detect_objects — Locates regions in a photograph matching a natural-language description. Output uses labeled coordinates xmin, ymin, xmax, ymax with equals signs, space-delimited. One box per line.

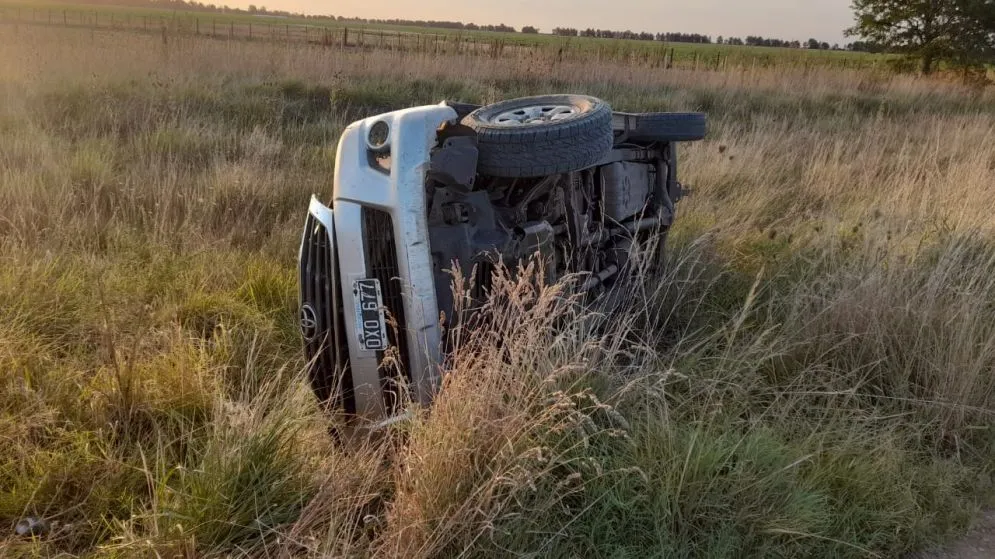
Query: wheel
xmin=461 ymin=94 xmax=614 ymax=178
xmin=627 ymin=112 xmax=707 ymax=143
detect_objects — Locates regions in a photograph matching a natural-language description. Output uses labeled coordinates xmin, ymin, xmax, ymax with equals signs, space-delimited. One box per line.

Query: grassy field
xmin=2 ymin=23 xmax=995 ymax=558
xmin=0 ymin=0 xmax=889 ymax=71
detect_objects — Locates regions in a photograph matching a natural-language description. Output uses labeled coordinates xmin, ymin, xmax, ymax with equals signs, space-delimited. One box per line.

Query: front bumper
xmin=300 ymin=103 xmax=458 ymax=421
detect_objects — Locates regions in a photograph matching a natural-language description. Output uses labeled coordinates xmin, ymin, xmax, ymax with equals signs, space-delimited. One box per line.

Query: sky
xmin=227 ymin=0 xmax=856 ymax=44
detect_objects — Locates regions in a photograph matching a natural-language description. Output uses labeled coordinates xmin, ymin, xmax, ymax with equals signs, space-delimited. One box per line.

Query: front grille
xmin=362 ymin=208 xmax=411 ymax=410
xmin=300 ymin=212 xmax=354 ymax=414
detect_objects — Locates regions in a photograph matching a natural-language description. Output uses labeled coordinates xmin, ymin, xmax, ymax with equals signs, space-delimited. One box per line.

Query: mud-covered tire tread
xmin=629 ymin=112 xmax=707 ymax=142
xmin=462 ymin=95 xmax=614 ymax=178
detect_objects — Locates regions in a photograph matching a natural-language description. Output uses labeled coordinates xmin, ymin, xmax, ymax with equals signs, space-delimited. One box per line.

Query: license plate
xmin=353 ymin=279 xmax=388 ymax=352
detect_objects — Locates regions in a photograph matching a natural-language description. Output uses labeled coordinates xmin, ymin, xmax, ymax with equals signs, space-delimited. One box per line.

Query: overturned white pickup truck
xmin=298 ymin=94 xmax=706 ymax=425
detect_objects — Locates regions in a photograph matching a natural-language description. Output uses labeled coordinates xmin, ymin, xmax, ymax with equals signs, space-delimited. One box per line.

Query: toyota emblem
xmin=300 ymin=304 xmax=319 ymax=342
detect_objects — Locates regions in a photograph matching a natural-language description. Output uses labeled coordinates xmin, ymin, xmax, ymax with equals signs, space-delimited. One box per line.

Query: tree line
xmin=551 ymin=29 xmax=714 ymax=43
xmin=550 ymin=28 xmax=870 ymax=51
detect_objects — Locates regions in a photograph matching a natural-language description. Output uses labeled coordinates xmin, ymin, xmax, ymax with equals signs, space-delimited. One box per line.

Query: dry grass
xmin=2 ymin=25 xmax=995 ymax=558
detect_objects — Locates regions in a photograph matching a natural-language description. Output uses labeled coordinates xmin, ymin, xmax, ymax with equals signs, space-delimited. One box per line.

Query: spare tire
xmin=628 ymin=112 xmax=707 ymax=142
xmin=462 ymin=94 xmax=614 ymax=178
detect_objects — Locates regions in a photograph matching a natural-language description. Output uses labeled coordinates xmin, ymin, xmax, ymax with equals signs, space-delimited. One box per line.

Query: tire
xmin=462 ymin=94 xmax=614 ymax=178
xmin=628 ymin=112 xmax=707 ymax=142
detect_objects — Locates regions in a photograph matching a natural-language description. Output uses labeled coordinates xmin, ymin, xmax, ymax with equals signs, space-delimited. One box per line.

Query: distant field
xmin=0 ymin=0 xmax=888 ymax=70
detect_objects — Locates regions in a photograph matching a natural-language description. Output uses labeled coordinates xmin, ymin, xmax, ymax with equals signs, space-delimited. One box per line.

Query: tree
xmin=947 ymin=0 xmax=995 ymax=71
xmin=521 ymin=25 xmax=538 ymax=34
xmin=847 ymin=0 xmax=995 ymax=75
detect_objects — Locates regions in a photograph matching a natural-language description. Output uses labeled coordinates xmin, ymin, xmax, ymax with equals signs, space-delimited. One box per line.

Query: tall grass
xmin=1 ymin=26 xmax=994 ymax=557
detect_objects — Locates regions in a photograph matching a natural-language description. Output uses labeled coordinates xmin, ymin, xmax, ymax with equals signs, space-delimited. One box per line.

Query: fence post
xmin=248 ymin=23 xmax=252 ymax=40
